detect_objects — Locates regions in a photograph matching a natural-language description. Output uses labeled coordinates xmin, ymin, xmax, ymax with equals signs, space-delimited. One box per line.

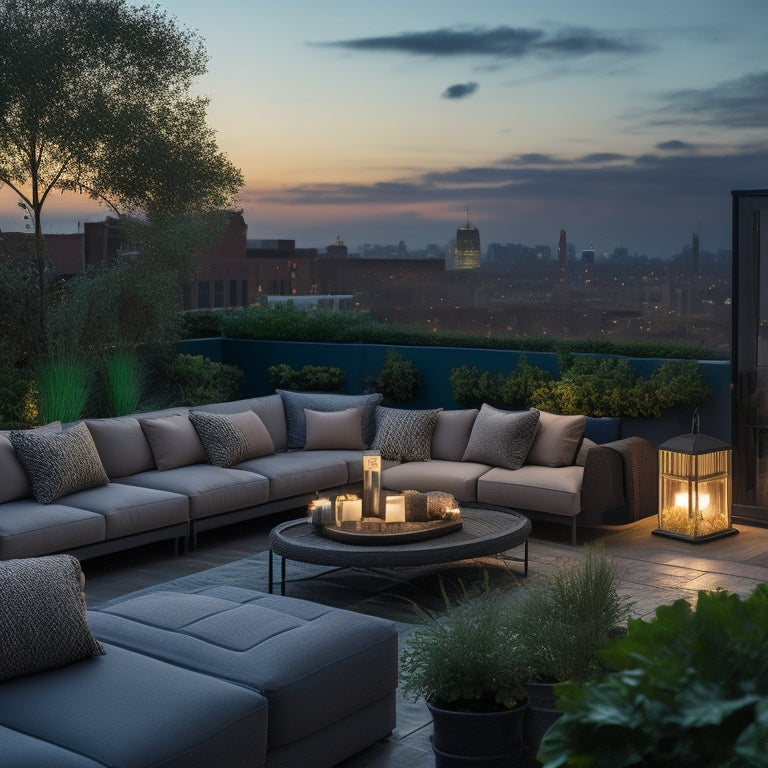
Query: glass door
xmin=732 ymin=190 xmax=768 ymax=522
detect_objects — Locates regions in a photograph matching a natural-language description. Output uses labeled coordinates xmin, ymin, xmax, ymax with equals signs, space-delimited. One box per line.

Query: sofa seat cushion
xmin=115 ymin=465 xmax=270 ymax=520
xmin=477 ymin=465 xmax=584 ymax=517
xmin=89 ymin=587 xmax=397 ymax=752
xmin=59 ymin=483 xmax=189 ymax=540
xmin=235 ymin=452 xmax=348 ymax=501
xmin=382 ymin=459 xmax=491 ymax=502
xmin=0 ymin=500 xmax=105 ymax=560
xmin=0 ymin=642 xmax=268 ymax=768
xmin=0 ymin=725 xmax=106 ymax=767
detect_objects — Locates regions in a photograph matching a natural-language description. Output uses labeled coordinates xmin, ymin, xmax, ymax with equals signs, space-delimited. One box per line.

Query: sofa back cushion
xmin=461 ymin=405 xmax=540 ymax=470
xmin=277 ymin=390 xmax=383 ymax=449
xmin=9 ymin=422 xmax=110 ymax=504
xmin=431 ymin=409 xmax=478 ymax=461
xmin=189 ymin=410 xmax=275 ymax=467
xmin=0 ymin=423 xmax=62 ymax=503
xmin=139 ymin=413 xmax=208 ymax=470
xmin=0 ymin=555 xmax=104 ymax=682
xmin=526 ymin=411 xmax=586 ymax=467
xmin=85 ymin=416 xmax=156 ymax=479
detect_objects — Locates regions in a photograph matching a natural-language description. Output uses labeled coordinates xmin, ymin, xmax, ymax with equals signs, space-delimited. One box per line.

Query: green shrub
xmin=539 ymin=585 xmax=768 ymax=768
xmin=35 ymin=359 xmax=91 ymax=423
xmin=168 ymin=354 xmax=244 ymax=405
xmin=375 ymin=349 xmax=421 ymax=402
xmin=267 ymin=363 xmax=345 ymax=392
xmin=450 ymin=357 xmax=552 ymax=410
xmin=0 ymin=367 xmax=36 ymax=428
xmin=102 ymin=353 xmax=144 ymax=416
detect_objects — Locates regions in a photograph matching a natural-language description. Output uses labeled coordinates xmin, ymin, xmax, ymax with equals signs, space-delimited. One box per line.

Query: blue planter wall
xmin=175 ymin=338 xmax=731 ymax=444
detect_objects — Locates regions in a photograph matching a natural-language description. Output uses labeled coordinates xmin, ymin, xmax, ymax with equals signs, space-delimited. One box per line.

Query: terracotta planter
xmin=428 ymin=699 xmax=529 ymax=767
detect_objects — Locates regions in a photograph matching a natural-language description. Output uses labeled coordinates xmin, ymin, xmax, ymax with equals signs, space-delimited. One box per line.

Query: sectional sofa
xmin=0 ymin=554 xmax=398 ymax=767
xmin=0 ymin=390 xmax=657 ymax=560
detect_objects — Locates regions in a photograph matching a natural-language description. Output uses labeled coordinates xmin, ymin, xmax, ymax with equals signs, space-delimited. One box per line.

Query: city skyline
xmin=2 ymin=0 xmax=768 ymax=258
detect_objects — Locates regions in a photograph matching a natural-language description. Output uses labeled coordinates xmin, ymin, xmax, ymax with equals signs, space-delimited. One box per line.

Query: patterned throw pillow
xmin=0 ymin=555 xmax=105 ymax=682
xmin=189 ymin=410 xmax=275 ymax=467
xmin=372 ymin=407 xmax=441 ymax=462
xmin=462 ymin=405 xmax=540 ymax=470
xmin=10 ymin=421 xmax=110 ymax=504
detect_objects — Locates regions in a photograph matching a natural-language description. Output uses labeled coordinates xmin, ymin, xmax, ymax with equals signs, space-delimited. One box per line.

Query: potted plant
xmin=538 ymin=585 xmax=768 ymax=768
xmin=511 ymin=545 xmax=633 ymax=760
xmin=400 ymin=583 xmax=530 ymax=766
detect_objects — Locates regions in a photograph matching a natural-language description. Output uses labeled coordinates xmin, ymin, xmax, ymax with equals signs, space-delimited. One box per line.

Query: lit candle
xmin=338 ymin=498 xmax=362 ymax=522
xmin=385 ymin=495 xmax=406 ymax=522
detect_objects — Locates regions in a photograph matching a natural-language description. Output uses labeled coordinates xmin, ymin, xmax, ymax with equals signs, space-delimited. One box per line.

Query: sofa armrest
xmin=606 ymin=435 xmax=658 ymax=522
xmin=580 ymin=443 xmax=626 ymax=523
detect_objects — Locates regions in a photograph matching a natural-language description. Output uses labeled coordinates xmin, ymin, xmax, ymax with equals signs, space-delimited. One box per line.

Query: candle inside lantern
xmin=674 ymin=491 xmax=711 ymax=512
xmin=384 ymin=495 xmax=405 ymax=523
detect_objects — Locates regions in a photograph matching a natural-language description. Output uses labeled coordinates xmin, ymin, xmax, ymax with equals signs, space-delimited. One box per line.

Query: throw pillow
xmin=277 ymin=390 xmax=383 ymax=449
xmin=371 ymin=407 xmax=441 ymax=462
xmin=461 ymin=405 xmax=540 ymax=470
xmin=0 ymin=555 xmax=105 ymax=682
xmin=526 ymin=411 xmax=586 ymax=467
xmin=10 ymin=421 xmax=110 ymax=504
xmin=0 ymin=422 xmax=62 ymax=503
xmin=139 ymin=413 xmax=208 ymax=470
xmin=189 ymin=410 xmax=275 ymax=467
xmin=303 ymin=407 xmax=367 ymax=450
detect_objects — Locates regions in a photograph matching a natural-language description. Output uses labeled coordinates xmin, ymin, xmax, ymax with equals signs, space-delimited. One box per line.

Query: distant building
xmin=558 ymin=229 xmax=567 ymax=277
xmin=581 ymin=247 xmax=596 ymax=265
xmin=450 ymin=215 xmax=480 ymax=270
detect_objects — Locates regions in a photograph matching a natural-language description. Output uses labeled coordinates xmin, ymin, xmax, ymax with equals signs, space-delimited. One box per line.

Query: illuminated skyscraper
xmin=451 ymin=212 xmax=480 ymax=270
xmin=558 ymin=229 xmax=567 ymax=278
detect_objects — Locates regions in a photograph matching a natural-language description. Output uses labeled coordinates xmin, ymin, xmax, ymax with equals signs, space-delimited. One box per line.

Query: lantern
xmin=655 ymin=416 xmax=736 ymax=542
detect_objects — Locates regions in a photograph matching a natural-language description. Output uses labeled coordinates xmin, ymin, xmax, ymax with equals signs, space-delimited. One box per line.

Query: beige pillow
xmin=526 ymin=411 xmax=586 ymax=467
xmin=139 ymin=413 xmax=207 ymax=470
xmin=303 ymin=407 xmax=367 ymax=450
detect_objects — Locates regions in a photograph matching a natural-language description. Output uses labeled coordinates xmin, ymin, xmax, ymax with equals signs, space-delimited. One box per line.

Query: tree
xmin=0 ymin=0 xmax=243 ymax=315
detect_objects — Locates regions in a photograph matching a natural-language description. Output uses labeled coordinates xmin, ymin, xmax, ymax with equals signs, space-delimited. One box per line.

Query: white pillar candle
xmin=339 ymin=498 xmax=362 ymax=522
xmin=385 ymin=495 xmax=406 ymax=523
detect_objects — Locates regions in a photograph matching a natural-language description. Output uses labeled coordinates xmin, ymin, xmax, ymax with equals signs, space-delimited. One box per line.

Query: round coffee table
xmin=268 ymin=507 xmax=531 ymax=595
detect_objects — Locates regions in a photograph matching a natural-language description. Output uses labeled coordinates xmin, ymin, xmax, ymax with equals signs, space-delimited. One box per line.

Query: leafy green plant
xmin=400 ymin=584 xmax=528 ymax=712
xmin=35 ymin=359 xmax=91 ymax=423
xmin=512 ymin=545 xmax=633 ymax=684
xmin=375 ymin=349 xmax=421 ymax=402
xmin=267 ymin=363 xmax=345 ymax=392
xmin=539 ymin=585 xmax=768 ymax=768
xmin=102 ymin=353 xmax=144 ymax=416
xmin=168 ymin=354 xmax=244 ymax=405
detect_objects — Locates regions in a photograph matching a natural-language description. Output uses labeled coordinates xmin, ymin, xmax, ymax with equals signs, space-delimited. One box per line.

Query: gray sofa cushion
xmin=526 ymin=411 xmax=586 ymax=467
xmin=0 ymin=500 xmax=106 ymax=560
xmin=477 ymin=465 xmax=584 ymax=517
xmin=10 ymin=422 xmax=109 ymax=504
xmin=89 ymin=587 xmax=397 ymax=752
xmin=0 ymin=642 xmax=268 ymax=768
xmin=139 ymin=413 xmax=208 ymax=470
xmin=85 ymin=416 xmax=156 ymax=478
xmin=115 ymin=465 xmax=270 ymax=520
xmin=303 ymin=407 xmax=367 ymax=450
xmin=59 ymin=483 xmax=189 ymax=540
xmin=278 ymin=390 xmax=383 ymax=449
xmin=0 ymin=555 xmax=104 ymax=682
xmin=382 ymin=459 xmax=490 ymax=502
xmin=431 ymin=409 xmax=478 ymax=461
xmin=0 ymin=725 xmax=106 ymax=767
xmin=189 ymin=410 xmax=275 ymax=467
xmin=462 ymin=405 xmax=540 ymax=470
xmin=0 ymin=434 xmax=33 ymax=503
xmin=372 ymin=407 xmax=441 ymax=462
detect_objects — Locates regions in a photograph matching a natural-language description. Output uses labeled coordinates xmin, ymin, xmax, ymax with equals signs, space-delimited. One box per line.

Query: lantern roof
xmin=658 ymin=432 xmax=731 ymax=455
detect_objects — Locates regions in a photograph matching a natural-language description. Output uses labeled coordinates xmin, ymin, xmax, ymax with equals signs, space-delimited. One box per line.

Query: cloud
xmin=442 ymin=82 xmax=478 ymax=99
xmin=312 ymin=24 xmax=649 ymax=61
xmin=656 ymin=140 xmax=695 ymax=151
xmin=656 ymin=71 xmax=768 ymax=129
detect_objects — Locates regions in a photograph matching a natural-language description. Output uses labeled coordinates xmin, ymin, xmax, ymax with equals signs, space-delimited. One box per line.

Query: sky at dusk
xmin=2 ymin=0 xmax=768 ymax=258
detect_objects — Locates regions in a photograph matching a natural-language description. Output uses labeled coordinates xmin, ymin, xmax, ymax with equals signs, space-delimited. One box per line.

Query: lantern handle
xmin=690 ymin=407 xmax=700 ymax=435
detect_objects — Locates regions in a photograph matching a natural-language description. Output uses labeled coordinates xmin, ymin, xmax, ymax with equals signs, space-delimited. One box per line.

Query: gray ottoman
xmin=89 ymin=586 xmax=399 ymax=768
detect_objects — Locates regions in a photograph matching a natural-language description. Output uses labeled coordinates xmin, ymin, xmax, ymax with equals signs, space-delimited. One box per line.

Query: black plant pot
xmin=522 ymin=682 xmax=562 ymax=767
xmin=427 ymin=699 xmax=529 ymax=767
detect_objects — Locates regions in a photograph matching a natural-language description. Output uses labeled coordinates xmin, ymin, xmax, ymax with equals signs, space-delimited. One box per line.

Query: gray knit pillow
xmin=462 ymin=405 xmax=540 ymax=470
xmin=372 ymin=407 xmax=441 ymax=462
xmin=189 ymin=410 xmax=275 ymax=467
xmin=0 ymin=555 xmax=105 ymax=682
xmin=10 ymin=421 xmax=109 ymax=504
